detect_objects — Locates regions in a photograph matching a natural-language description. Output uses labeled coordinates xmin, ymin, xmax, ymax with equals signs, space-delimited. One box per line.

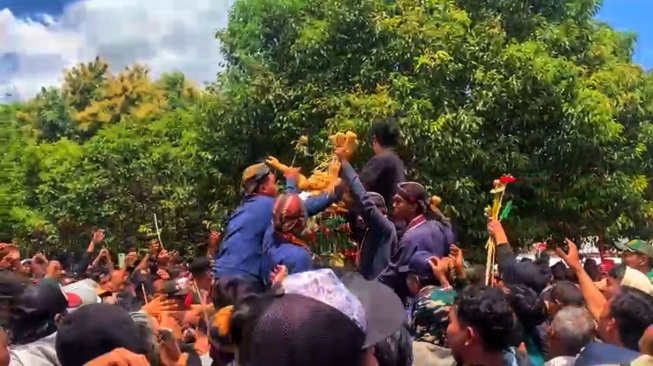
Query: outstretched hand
xmin=270 ymin=265 xmax=289 ymax=285
xmin=334 ymin=147 xmax=348 ymax=161
xmin=449 ymin=244 xmax=464 ymax=269
xmin=555 ymin=238 xmax=581 ymax=270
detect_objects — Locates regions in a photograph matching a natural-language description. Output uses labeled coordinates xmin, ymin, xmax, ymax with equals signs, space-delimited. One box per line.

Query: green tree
xmin=3 ymin=62 xmax=216 ymax=256
xmin=212 ymin=0 xmax=653 ymax=250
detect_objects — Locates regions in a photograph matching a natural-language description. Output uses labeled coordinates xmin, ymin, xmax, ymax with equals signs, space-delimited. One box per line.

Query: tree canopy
xmin=2 ymin=0 xmax=653 ymax=257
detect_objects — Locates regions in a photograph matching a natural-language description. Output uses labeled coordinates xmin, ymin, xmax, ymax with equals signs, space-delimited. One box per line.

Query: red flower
xmin=499 ymin=175 xmax=516 ymax=184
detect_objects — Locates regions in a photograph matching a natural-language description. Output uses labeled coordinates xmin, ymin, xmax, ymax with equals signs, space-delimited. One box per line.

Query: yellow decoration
xmin=329 ymin=252 xmax=345 ymax=267
xmin=213 ymin=305 xmax=235 ymax=337
xmin=266 ymin=131 xmax=359 ymax=214
xmin=485 ymin=179 xmax=508 ymax=286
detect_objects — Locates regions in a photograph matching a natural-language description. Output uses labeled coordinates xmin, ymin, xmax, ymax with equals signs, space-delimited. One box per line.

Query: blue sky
xmin=596 ymin=0 xmax=653 ymax=68
xmin=0 ymin=0 xmax=651 ymax=99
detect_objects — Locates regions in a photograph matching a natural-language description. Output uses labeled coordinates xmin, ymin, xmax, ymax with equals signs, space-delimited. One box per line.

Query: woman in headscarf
xmin=262 ymin=193 xmax=312 ymax=282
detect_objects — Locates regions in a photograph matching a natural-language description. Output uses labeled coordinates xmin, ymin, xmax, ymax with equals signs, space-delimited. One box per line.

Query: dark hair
xmin=371 ymin=118 xmax=400 ymax=148
xmin=548 ymin=281 xmax=584 ymax=307
xmin=231 ymin=292 xmax=364 ymax=366
xmin=188 ymin=257 xmax=211 ymax=276
xmin=0 ymin=271 xmax=29 ymax=333
xmin=608 ymin=264 xmax=627 ymax=281
xmin=549 ymin=262 xmax=577 ymax=284
xmin=609 ymin=286 xmax=653 ymax=351
xmin=374 ymin=324 xmax=413 ymax=366
xmin=454 ymin=286 xmax=515 ymax=352
xmin=550 ymin=262 xmax=568 ymax=282
xmin=506 ymin=284 xmax=548 ymax=330
xmin=505 ymin=284 xmax=549 ymax=356
xmin=0 ymin=270 xmax=28 ymax=300
xmin=211 ymin=276 xmax=264 ymax=310
xmin=88 ymin=266 xmax=110 ymax=282
xmin=583 ymin=259 xmax=601 ymax=282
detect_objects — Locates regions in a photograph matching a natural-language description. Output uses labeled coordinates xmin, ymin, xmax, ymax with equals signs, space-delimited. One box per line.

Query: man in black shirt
xmin=345 ymin=118 xmax=406 ymax=242
xmin=360 ymin=117 xmax=406 ymax=215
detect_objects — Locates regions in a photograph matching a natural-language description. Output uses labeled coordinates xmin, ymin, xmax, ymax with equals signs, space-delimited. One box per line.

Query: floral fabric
xmin=281 ymin=269 xmax=366 ymax=333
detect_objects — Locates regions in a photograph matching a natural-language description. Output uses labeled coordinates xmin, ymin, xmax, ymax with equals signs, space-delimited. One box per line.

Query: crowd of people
xmin=1 ymin=119 xmax=653 ymax=366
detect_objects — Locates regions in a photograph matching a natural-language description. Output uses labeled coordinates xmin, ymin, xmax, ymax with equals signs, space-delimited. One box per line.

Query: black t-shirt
xmin=360 ymin=151 xmax=405 ymax=213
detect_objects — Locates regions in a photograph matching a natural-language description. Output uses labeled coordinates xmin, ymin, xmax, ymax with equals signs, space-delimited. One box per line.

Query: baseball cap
xmin=399 ymin=251 xmax=435 ymax=278
xmin=162 ymin=277 xmax=192 ymax=297
xmin=55 ymin=303 xmax=148 ymax=366
xmin=616 ymin=239 xmax=653 ymax=258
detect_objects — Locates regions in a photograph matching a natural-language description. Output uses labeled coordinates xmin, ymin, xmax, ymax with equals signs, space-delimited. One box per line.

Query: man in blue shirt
xmin=212 ymin=163 xmax=339 ymax=290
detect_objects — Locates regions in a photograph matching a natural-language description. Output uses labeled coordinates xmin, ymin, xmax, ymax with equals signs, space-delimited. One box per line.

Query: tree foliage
xmin=2 ymin=0 xmax=653 ymax=257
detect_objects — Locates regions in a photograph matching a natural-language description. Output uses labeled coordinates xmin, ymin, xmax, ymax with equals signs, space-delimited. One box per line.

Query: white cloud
xmin=0 ymin=0 xmax=232 ymax=99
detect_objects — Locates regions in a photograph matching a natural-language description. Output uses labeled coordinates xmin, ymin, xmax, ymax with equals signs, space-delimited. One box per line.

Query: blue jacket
xmin=340 ymin=161 xmax=396 ymax=280
xmin=574 ymin=342 xmax=643 ymax=366
xmin=260 ymin=178 xmax=343 ymax=282
xmin=377 ymin=219 xmax=453 ymax=301
xmin=213 ymin=177 xmax=336 ymax=281
xmin=262 ymin=228 xmax=312 ymax=280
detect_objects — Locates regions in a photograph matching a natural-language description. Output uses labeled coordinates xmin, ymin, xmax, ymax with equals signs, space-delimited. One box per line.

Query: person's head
xmin=596 ymin=285 xmax=653 ymax=351
xmin=211 ymin=276 xmax=263 ymax=310
xmin=606 ymin=263 xmax=627 ymax=298
xmin=584 ymin=259 xmax=602 ymax=282
xmin=162 ymin=278 xmax=193 ymax=310
xmin=503 ymin=260 xmax=552 ymax=294
xmin=370 ymin=117 xmax=400 ymax=155
xmin=404 ymin=252 xmax=441 ymax=296
xmin=550 ymin=262 xmax=570 ymax=283
xmin=46 ymin=260 xmax=63 ymax=279
xmin=447 ymin=286 xmax=515 ymax=365
xmin=19 ymin=259 xmax=33 ymax=276
xmin=504 ymin=284 xmax=548 ymax=350
xmin=230 ymin=269 xmax=405 ymax=366
xmin=10 ymin=282 xmax=71 ymax=344
xmin=547 ymin=306 xmax=595 ymax=358
xmin=108 ymin=269 xmax=127 ymax=293
xmin=392 ymin=182 xmax=430 ymax=223
xmin=366 ymin=192 xmax=387 ymax=216
xmin=411 ymin=286 xmax=455 ymax=347
xmin=617 ymin=239 xmax=653 ymax=272
xmin=464 ymin=265 xmax=486 ymax=287
xmin=31 ymin=256 xmax=47 ymax=277
xmin=189 ymin=257 xmax=212 ymax=290
xmin=242 ymin=163 xmax=277 ymax=197
xmin=88 ymin=267 xmax=111 ymax=288
xmin=272 ymin=194 xmax=308 ymax=237
xmin=55 ymin=303 xmax=149 ymax=366
xmin=545 ymin=281 xmax=584 ymax=318
xmin=156 ymin=249 xmax=170 ymax=266
xmin=0 ymin=271 xmax=29 ymax=327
